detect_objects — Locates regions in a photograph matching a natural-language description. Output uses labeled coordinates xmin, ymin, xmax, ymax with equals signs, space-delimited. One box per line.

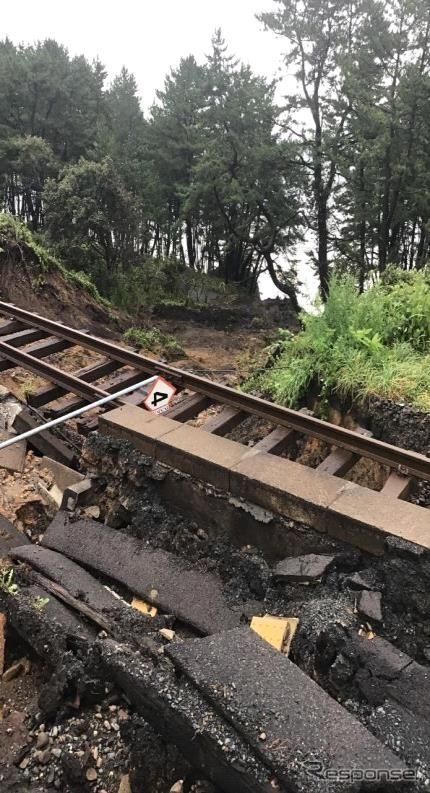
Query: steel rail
xmin=1 ymin=301 xmax=430 ymax=481
xmin=0 ymin=377 xmax=157 ymax=452
xmin=0 ymin=339 xmax=112 ymax=404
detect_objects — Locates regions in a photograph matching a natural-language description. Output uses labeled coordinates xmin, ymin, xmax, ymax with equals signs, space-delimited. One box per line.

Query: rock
xmin=119 ymin=774 xmax=132 ymax=793
xmin=0 ymin=710 xmax=29 ymax=766
xmin=36 ymin=731 xmax=49 ymax=749
xmin=35 ymin=748 xmax=51 ymax=765
xmin=86 ymin=767 xmax=98 ymax=782
xmin=423 ymin=647 xmax=430 ymax=663
xmin=2 ymin=658 xmax=28 ymax=682
xmin=159 ymin=628 xmax=176 ymax=642
xmin=273 ymin=554 xmax=336 ymax=583
xmin=169 ymin=783 xmax=183 ymax=793
xmin=357 ymin=590 xmax=383 ymax=623
xmin=345 ymin=572 xmax=374 ymax=590
xmin=62 ymin=753 xmax=84 ymax=785
xmin=84 ymin=505 xmax=101 ymax=519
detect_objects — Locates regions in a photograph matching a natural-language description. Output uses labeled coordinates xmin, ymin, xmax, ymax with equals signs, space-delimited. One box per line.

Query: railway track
xmin=0 ymin=305 xmax=429 ymax=793
xmin=0 ymin=300 xmax=429 ymax=497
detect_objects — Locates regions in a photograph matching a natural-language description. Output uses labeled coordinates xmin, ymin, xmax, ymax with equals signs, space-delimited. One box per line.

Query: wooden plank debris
xmin=0 ymin=428 xmax=27 ymax=473
xmin=13 ymin=409 xmax=76 ymax=468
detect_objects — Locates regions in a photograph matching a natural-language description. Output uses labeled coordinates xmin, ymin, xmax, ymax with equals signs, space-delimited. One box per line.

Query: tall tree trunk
xmin=264 ymin=253 xmax=301 ymax=314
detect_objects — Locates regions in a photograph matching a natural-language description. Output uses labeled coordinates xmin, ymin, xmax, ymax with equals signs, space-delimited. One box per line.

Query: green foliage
xmin=0 ymin=215 xmax=109 ymax=306
xmin=33 ymin=596 xmax=50 ymax=611
xmin=64 ymin=270 xmax=109 ymax=306
xmin=0 ymin=567 xmax=19 ymax=596
xmin=249 ymin=272 xmax=430 ymax=411
xmin=124 ymin=327 xmax=184 ymax=359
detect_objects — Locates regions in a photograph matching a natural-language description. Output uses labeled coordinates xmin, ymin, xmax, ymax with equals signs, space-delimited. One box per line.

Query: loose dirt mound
xmin=0 ymin=220 xmax=122 ymax=335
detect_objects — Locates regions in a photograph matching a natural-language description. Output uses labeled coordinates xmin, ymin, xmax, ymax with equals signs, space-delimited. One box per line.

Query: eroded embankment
xmin=78 ymin=432 xmax=430 ymax=790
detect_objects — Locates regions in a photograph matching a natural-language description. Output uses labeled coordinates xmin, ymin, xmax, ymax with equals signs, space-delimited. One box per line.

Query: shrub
xmin=247 ymin=271 xmax=430 ymax=411
xmin=124 ymin=327 xmax=185 ymax=360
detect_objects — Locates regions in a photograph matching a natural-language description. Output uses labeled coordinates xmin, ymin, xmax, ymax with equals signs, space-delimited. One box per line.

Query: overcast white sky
xmin=1 ymin=0 xmax=287 ymax=109
xmin=1 ymin=0 xmax=317 ymax=304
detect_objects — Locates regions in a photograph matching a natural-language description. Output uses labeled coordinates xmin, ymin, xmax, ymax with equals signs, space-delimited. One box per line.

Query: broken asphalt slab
xmin=99 ymin=640 xmax=280 ymax=793
xmin=167 ymin=626 xmax=412 ymax=793
xmin=273 ymin=553 xmax=336 ymax=583
xmin=42 ymin=512 xmax=240 ymax=635
xmin=11 ymin=544 xmax=173 ymax=647
xmin=0 ymin=578 xmax=281 ymax=793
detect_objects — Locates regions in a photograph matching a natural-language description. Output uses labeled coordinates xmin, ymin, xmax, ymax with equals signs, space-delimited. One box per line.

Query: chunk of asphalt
xmin=0 ymin=582 xmax=95 ymax=664
xmin=0 ymin=515 xmax=30 ymax=557
xmin=357 ymin=590 xmax=383 ymax=623
xmin=345 ymin=571 xmax=375 ymax=590
xmin=11 ymin=545 xmax=124 ymax=614
xmin=43 ymin=512 xmax=240 ymax=635
xmin=273 ymin=553 xmax=336 ymax=583
xmin=167 ymin=627 xmax=410 ymax=793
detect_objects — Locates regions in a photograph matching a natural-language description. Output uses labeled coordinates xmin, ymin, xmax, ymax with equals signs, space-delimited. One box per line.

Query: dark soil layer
xmin=354 ymin=396 xmax=430 ymax=455
xmin=151 ymin=297 xmax=299 ymax=332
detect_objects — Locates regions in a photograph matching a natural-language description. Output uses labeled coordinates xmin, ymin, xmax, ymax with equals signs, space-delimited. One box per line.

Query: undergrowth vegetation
xmin=0 ymin=215 xmax=108 ymax=305
xmin=248 ymin=271 xmax=430 ymax=411
xmin=124 ymin=327 xmax=185 ymax=360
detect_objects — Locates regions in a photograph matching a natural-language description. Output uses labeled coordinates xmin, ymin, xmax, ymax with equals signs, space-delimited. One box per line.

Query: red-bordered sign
xmin=143 ymin=376 xmax=177 ymax=414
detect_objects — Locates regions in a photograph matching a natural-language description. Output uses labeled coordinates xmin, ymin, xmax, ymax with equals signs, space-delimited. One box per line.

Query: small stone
xmin=273 ymin=554 xmax=336 ymax=583
xmin=35 ymin=748 xmax=51 ymax=765
xmin=103 ymin=720 xmax=111 ymax=730
xmin=357 ymin=590 xmax=383 ymax=623
xmin=159 ymin=628 xmax=176 ymax=642
xmin=36 ymin=731 xmax=49 ymax=749
xmin=19 ymin=756 xmax=31 ymax=770
xmin=169 ymin=782 xmax=183 ymax=793
xmin=423 ymin=647 xmax=430 ymax=662
xmin=84 ymin=505 xmax=101 ymax=519
xmin=118 ymin=775 xmax=131 ymax=793
xmin=2 ymin=659 xmax=26 ymax=682
xmin=86 ymin=767 xmax=98 ymax=782
xmin=51 ymin=726 xmax=59 ymax=737
xmin=259 ymin=732 xmax=267 ymax=741
xmin=52 ymin=747 xmax=62 ymax=759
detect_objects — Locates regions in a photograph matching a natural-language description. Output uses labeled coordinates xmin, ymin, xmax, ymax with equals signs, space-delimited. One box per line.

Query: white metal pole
xmin=0 ymin=376 xmax=158 ymax=452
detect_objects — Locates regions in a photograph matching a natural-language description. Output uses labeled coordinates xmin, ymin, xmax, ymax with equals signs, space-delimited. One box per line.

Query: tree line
xmin=0 ymin=0 xmax=429 ymax=309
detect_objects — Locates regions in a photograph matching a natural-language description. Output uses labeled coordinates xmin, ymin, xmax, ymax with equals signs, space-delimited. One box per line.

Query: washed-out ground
xmin=0 ymin=302 xmax=429 ymax=791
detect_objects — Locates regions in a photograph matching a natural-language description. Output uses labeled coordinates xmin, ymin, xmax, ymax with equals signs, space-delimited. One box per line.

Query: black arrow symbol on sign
xmin=151 ymin=391 xmax=168 ymax=407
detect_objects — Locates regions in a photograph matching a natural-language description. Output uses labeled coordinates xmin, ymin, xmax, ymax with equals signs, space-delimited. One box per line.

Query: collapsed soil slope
xmin=0 ymin=221 xmax=121 ymax=334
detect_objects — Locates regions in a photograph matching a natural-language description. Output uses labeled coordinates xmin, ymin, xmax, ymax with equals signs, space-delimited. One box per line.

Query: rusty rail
xmin=0 ymin=301 xmax=430 ymax=481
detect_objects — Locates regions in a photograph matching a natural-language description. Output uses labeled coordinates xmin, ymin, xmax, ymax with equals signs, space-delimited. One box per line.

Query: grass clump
xmin=124 ymin=327 xmax=185 ymax=360
xmin=247 ymin=270 xmax=430 ymax=411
